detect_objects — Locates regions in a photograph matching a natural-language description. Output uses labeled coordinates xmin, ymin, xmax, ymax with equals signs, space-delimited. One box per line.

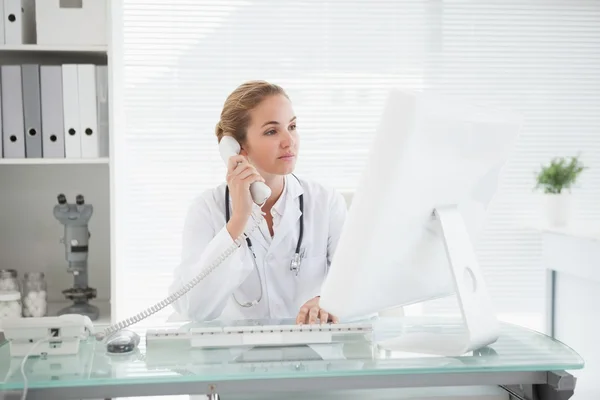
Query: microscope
xmin=53 ymin=194 xmax=99 ymax=321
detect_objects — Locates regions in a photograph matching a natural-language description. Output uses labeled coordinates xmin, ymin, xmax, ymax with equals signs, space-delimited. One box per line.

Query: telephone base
xmin=2 ymin=314 xmax=94 ymax=357
xmin=8 ymin=339 xmax=83 ymax=357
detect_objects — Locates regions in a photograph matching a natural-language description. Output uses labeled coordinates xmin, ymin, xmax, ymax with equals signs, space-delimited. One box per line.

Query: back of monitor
xmin=319 ymin=89 xmax=521 ymax=355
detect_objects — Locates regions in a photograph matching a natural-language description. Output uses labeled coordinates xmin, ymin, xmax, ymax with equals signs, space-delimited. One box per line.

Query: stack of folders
xmin=0 ymin=64 xmax=109 ymax=159
xmin=0 ymin=0 xmax=36 ymax=46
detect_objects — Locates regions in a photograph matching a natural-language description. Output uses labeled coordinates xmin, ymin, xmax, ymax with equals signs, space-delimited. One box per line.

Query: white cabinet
xmin=540 ymin=226 xmax=600 ymax=399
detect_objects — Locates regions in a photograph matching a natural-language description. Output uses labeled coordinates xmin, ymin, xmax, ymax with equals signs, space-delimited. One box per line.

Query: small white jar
xmin=0 ymin=290 xmax=23 ymax=319
xmin=0 ymin=269 xmax=20 ymax=292
xmin=22 ymin=272 xmax=47 ymax=318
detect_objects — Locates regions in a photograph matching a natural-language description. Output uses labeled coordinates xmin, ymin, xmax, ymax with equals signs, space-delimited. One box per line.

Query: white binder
xmin=0 ymin=69 xmax=3 ymax=157
xmin=3 ymin=0 xmax=21 ymax=45
xmin=0 ymin=0 xmax=5 ymax=45
xmin=62 ymin=64 xmax=81 ymax=158
xmin=95 ymin=65 xmax=109 ymax=157
xmin=4 ymin=0 xmax=35 ymax=45
xmin=1 ymin=65 xmax=25 ymax=158
xmin=22 ymin=64 xmax=43 ymax=158
xmin=41 ymin=65 xmax=66 ymax=158
xmin=78 ymin=64 xmax=99 ymax=158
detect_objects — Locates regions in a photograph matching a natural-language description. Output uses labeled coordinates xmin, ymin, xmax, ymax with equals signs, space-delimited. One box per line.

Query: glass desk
xmin=0 ymin=317 xmax=584 ymax=400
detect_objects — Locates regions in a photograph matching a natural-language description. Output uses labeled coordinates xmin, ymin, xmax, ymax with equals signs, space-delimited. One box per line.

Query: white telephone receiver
xmin=219 ymin=136 xmax=271 ymax=204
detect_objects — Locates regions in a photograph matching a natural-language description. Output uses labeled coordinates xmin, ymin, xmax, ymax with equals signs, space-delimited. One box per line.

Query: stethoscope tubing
xmin=224 ymin=175 xmax=304 ymax=307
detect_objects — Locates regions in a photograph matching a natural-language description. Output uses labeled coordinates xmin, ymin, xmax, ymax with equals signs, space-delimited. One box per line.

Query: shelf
xmin=0 ymin=44 xmax=108 ymax=54
xmin=0 ymin=158 xmax=109 ymax=165
xmin=0 ymin=301 xmax=111 ymax=332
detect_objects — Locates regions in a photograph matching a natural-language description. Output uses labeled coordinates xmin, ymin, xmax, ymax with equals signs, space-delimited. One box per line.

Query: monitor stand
xmin=378 ymin=204 xmax=500 ymax=356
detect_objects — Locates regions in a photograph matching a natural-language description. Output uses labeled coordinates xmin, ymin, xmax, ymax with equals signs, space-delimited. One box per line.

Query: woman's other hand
xmin=296 ymin=296 xmax=339 ymax=324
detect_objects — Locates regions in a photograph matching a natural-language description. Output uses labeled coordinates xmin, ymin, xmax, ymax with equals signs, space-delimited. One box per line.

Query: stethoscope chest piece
xmin=290 ymin=252 xmax=302 ymax=276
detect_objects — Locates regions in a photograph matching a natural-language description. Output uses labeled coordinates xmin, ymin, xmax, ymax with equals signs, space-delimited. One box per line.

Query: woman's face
xmin=241 ymin=94 xmax=299 ymax=177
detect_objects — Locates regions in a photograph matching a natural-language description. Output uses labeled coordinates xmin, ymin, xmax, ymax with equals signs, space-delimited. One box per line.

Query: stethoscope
xmin=225 ymin=175 xmax=304 ymax=307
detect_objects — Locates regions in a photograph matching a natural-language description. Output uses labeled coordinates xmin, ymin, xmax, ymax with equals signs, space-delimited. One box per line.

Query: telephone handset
xmin=218 ymin=136 xmax=271 ymax=205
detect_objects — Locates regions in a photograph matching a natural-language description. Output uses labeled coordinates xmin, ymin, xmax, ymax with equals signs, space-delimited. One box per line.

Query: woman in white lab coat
xmin=169 ymin=81 xmax=347 ymax=324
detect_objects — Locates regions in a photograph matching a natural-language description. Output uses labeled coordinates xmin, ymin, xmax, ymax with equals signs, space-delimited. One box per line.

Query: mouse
xmin=105 ymin=329 xmax=140 ymax=354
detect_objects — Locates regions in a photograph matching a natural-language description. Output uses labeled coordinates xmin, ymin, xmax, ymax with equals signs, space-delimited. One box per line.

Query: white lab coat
xmin=169 ymin=175 xmax=347 ymax=322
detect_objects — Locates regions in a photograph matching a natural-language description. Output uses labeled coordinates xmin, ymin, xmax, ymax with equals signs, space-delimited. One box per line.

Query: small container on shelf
xmin=0 ymin=290 xmax=22 ymax=319
xmin=0 ymin=270 xmax=23 ymax=320
xmin=0 ymin=269 xmax=21 ymax=292
xmin=35 ymin=0 xmax=107 ymax=46
xmin=22 ymin=272 xmax=47 ymax=317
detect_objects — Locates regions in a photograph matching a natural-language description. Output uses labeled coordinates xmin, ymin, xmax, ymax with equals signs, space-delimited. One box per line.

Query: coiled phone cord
xmin=95 ymin=208 xmax=265 ymax=341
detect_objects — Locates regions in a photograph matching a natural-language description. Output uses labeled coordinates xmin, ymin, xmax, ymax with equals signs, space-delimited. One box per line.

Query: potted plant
xmin=534 ymin=155 xmax=586 ymax=226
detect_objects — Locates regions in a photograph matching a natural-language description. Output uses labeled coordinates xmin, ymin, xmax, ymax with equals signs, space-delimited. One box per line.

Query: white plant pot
xmin=544 ymin=193 xmax=571 ymax=227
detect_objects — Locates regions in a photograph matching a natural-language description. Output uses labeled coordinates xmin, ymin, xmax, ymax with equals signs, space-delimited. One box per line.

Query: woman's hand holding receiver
xmin=225 ymin=154 xmax=265 ymax=240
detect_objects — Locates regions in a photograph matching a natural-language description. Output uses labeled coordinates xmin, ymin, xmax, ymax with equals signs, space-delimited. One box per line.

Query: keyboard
xmin=146 ymin=322 xmax=373 ymax=348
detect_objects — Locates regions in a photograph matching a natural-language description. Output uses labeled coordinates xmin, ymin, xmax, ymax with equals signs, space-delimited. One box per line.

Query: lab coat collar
xmin=285 ymin=173 xmax=304 ymax=200
xmin=248 ymin=174 xmax=304 ymax=252
xmin=268 ymin=174 xmax=304 ymax=252
xmin=270 ymin=176 xmax=288 ymax=219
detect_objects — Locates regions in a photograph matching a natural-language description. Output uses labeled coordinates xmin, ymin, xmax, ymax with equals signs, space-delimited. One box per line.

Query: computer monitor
xmin=319 ymin=89 xmax=522 ymax=355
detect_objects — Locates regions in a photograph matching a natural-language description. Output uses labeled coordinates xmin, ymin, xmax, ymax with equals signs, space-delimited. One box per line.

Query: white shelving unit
xmin=0 ymin=12 xmax=113 ymax=329
xmin=0 ymin=158 xmax=109 ymax=165
xmin=0 ymin=44 xmax=108 ymax=53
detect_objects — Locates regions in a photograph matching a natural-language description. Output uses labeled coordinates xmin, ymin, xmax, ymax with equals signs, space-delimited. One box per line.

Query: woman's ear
xmin=240 ymin=148 xmax=248 ymax=157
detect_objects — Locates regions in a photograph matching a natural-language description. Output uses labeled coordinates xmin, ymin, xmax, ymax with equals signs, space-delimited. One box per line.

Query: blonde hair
xmin=215 ymin=80 xmax=289 ymax=144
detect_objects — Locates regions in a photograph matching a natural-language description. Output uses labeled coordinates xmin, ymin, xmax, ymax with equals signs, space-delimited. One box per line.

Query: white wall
xmin=114 ymin=0 xmax=600 ymax=328
xmin=0 ymin=165 xmax=110 ymax=302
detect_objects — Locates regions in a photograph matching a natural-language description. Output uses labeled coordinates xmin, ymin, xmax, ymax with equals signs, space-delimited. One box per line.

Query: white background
xmin=113 ymin=0 xmax=600 ymax=332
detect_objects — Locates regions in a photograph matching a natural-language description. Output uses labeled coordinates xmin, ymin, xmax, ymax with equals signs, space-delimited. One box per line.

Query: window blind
xmin=113 ymin=0 xmax=600 ymax=330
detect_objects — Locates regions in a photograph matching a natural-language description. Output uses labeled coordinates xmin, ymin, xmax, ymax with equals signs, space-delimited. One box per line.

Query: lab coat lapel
xmin=270 ymin=175 xmax=304 ymax=251
xmin=247 ymin=204 xmax=270 ymax=251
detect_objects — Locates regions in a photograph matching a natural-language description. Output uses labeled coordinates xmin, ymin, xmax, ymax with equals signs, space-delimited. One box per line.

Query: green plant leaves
xmin=535 ymin=156 xmax=586 ymax=194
